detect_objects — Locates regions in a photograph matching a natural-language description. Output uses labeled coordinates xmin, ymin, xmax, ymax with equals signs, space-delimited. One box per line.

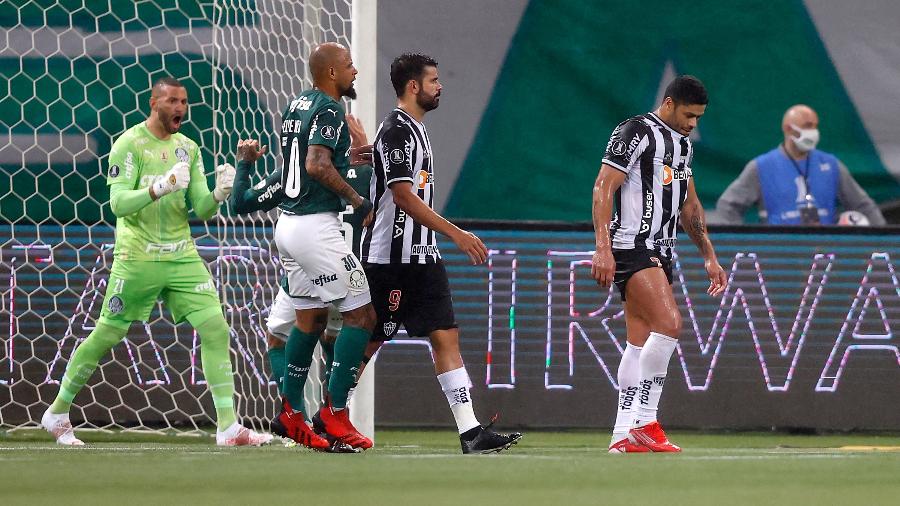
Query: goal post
xmin=0 ymin=0 xmax=376 ymax=437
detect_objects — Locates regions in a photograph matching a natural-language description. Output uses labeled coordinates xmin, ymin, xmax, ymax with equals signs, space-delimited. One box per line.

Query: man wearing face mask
xmin=713 ymin=104 xmax=885 ymax=225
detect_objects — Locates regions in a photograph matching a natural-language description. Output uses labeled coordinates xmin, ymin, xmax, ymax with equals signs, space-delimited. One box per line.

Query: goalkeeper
xmin=41 ymin=77 xmax=272 ymax=447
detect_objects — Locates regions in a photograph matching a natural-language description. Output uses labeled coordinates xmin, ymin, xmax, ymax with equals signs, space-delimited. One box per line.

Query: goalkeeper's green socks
xmin=196 ymin=315 xmax=237 ymax=430
xmin=327 ymin=326 xmax=370 ymax=409
xmin=49 ymin=322 xmax=126 ymax=414
xmin=267 ymin=345 xmax=286 ymax=392
xmin=283 ymin=326 xmax=319 ymax=416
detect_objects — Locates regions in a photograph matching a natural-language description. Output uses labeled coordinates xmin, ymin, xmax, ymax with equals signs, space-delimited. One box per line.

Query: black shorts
xmin=364 ymin=261 xmax=458 ymax=340
xmin=613 ymin=248 xmax=673 ymax=301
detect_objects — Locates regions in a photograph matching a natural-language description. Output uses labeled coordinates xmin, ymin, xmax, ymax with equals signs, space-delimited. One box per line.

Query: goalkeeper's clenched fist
xmin=150 ymin=161 xmax=190 ymax=199
xmin=214 ymin=163 xmax=236 ymax=202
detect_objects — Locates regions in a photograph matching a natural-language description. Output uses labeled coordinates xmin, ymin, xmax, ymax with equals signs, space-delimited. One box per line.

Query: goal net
xmin=0 ymin=0 xmax=365 ymax=435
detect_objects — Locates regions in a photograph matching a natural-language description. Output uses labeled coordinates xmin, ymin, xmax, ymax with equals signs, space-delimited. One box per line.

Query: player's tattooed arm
xmin=306 ymin=144 xmax=366 ymax=208
xmin=681 ymin=181 xmax=714 ymax=258
xmin=682 ymin=179 xmax=727 ymax=296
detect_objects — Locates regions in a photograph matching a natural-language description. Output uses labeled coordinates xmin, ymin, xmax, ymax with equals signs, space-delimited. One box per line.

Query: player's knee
xmin=267 ymin=334 xmax=285 ymax=349
xmin=91 ymin=322 xmax=129 ymax=350
xmin=429 ymin=328 xmax=461 ymax=356
xmin=364 ymin=340 xmax=383 ymax=361
xmin=654 ymin=311 xmax=682 ymax=339
xmin=294 ymin=310 xmax=328 ymax=335
xmin=342 ymin=304 xmax=375 ymax=331
xmin=320 ymin=332 xmax=337 ymax=345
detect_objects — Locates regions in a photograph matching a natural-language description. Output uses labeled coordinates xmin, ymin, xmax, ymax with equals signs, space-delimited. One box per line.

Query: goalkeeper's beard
xmin=158 ymin=110 xmax=184 ymax=134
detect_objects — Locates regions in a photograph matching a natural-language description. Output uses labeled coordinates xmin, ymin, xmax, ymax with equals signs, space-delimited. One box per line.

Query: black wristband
xmin=357 ymin=197 xmax=373 ymax=216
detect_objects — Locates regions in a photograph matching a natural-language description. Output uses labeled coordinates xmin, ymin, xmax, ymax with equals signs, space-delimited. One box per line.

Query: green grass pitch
xmin=2 ymin=429 xmax=899 ymax=505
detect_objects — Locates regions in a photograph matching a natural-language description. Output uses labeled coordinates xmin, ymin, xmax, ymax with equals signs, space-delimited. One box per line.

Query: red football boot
xmin=608 ymin=437 xmax=651 ymax=453
xmin=316 ymin=402 xmax=373 ymax=450
xmin=628 ymin=421 xmax=681 ymax=452
xmin=270 ymin=398 xmax=331 ymax=451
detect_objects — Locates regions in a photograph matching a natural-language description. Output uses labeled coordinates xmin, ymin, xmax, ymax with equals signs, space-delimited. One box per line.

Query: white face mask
xmin=790 ymin=125 xmax=820 ymax=152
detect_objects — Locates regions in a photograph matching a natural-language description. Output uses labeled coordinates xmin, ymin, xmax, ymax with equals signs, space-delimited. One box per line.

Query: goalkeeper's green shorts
xmin=98 ymin=259 xmax=221 ymax=329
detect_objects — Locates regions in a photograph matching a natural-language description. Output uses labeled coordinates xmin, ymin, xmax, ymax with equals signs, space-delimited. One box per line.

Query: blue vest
xmin=755 ymin=147 xmax=840 ymax=224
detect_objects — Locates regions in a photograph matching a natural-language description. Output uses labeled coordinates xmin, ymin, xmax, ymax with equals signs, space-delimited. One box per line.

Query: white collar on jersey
xmin=395 ymin=107 xmax=425 ymax=127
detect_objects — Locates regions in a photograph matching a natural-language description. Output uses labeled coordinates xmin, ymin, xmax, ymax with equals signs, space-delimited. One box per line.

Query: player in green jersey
xmin=229 ymin=113 xmax=372 ymax=450
xmin=233 ymin=42 xmax=376 ymax=450
xmin=41 ymin=77 xmax=272 ymax=447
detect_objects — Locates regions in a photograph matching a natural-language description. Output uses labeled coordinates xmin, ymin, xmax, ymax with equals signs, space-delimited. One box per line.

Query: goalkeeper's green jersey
xmin=106 ymin=122 xmax=216 ymax=262
xmin=277 ymin=89 xmax=352 ymax=216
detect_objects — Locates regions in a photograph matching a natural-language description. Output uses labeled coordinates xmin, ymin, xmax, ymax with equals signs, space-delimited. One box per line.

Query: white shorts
xmin=274 ymin=212 xmax=370 ymax=313
xmin=267 ymin=286 xmax=344 ymax=340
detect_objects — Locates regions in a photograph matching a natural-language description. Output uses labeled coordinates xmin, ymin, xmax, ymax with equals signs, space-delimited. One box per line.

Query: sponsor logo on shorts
xmin=312 ymin=273 xmax=338 ymax=286
xmin=108 ymin=295 xmax=124 ymax=314
xmin=348 ymin=269 xmax=365 ymax=289
xmin=649 ymin=256 xmax=662 ymax=268
xmin=175 ymin=147 xmax=189 ymax=163
xmin=109 ymin=164 xmax=120 ymax=177
xmin=383 ymin=321 xmax=397 ymax=336
xmin=320 ymin=125 xmax=336 ymax=139
xmin=194 ymin=279 xmax=215 ymax=292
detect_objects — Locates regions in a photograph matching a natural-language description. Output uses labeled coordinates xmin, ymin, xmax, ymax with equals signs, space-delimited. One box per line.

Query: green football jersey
xmin=278 ymin=89 xmax=351 ymax=215
xmin=106 ymin=122 xmax=209 ymax=262
xmin=338 ymin=164 xmax=373 ymax=256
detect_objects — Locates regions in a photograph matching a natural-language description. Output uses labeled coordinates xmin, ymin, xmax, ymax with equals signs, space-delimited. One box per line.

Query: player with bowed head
xmin=591 ymin=75 xmax=727 ymax=453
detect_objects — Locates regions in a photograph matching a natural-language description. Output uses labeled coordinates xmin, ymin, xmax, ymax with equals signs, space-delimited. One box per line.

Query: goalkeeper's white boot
xmin=216 ymin=422 xmax=274 ymax=447
xmin=40 ymin=409 xmax=84 ymax=446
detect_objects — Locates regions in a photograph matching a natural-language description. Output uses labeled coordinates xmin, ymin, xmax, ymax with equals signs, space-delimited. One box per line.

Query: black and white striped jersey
xmin=602 ymin=112 xmax=694 ymax=258
xmin=362 ymin=108 xmax=440 ymax=264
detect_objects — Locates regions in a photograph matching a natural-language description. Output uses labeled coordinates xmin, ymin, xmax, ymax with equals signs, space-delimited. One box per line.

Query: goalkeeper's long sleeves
xmin=187 ymin=159 xmax=220 ymax=220
xmin=229 ymin=160 xmax=284 ymax=214
xmin=109 ymin=182 xmax=155 ymax=217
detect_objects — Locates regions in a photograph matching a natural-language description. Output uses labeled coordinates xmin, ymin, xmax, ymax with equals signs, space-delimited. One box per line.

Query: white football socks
xmin=634 ymin=332 xmax=678 ymax=428
xmin=610 ymin=342 xmax=642 ymax=445
xmin=437 ymin=367 xmax=481 ymax=434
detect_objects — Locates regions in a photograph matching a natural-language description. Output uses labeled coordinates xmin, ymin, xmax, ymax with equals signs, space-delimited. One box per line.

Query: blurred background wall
xmin=376 ymin=0 xmax=900 ymax=220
